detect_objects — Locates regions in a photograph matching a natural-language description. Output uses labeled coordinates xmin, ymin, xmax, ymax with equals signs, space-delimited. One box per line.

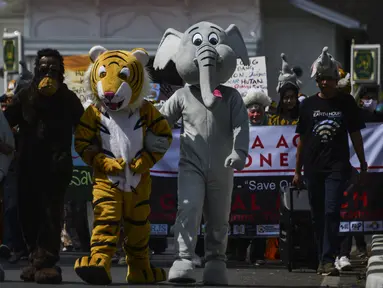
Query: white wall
xmin=23 ymin=0 xmax=261 ymax=56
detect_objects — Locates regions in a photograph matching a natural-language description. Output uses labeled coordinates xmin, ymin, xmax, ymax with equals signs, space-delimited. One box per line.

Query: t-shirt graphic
xmin=312 ymin=110 xmax=342 ymax=143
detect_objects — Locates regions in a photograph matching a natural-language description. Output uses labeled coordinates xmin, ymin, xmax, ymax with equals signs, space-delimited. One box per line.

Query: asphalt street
xmin=1 ymin=251 xmax=366 ymax=288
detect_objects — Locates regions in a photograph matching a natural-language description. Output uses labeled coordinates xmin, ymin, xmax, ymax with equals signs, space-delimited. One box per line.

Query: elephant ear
xmin=153 ymin=28 xmax=183 ymax=70
xmin=225 ymin=24 xmax=250 ymax=66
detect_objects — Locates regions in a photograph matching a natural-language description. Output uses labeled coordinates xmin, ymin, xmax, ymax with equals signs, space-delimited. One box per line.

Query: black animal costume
xmin=4 ymin=49 xmax=84 ymax=284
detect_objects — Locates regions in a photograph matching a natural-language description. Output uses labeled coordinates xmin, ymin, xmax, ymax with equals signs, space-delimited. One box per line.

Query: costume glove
xmin=224 ymin=150 xmax=247 ymax=171
xmin=93 ymin=153 xmax=126 ymax=175
xmin=130 ymin=152 xmax=152 ymax=174
xmin=145 ymin=130 xmax=170 ymax=154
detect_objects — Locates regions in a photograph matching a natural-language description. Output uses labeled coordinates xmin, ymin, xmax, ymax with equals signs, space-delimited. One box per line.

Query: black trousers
xmin=339 ymin=235 xmax=367 ymax=258
xmin=18 ymin=156 xmax=72 ymax=264
xmin=306 ymin=171 xmax=350 ymax=265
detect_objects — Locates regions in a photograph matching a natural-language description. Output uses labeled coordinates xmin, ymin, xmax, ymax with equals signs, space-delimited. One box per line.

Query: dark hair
xmin=34 ymin=48 xmax=65 ymax=83
xmin=277 ymin=83 xmax=299 ymax=119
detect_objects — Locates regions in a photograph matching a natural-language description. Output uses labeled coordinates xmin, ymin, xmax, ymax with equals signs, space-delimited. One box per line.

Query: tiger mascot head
xmin=85 ymin=45 xmax=151 ymax=112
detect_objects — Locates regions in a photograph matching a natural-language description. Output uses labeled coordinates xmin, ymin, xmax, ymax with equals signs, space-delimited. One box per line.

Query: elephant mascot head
xmin=153 ymin=21 xmax=249 ymax=109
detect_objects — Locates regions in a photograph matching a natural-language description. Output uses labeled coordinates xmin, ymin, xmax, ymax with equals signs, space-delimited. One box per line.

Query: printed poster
xmin=145 ymin=83 xmax=161 ymax=102
xmin=224 ymin=56 xmax=268 ymax=96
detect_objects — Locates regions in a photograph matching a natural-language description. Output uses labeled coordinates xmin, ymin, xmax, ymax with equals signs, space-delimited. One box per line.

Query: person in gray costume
xmin=153 ymin=21 xmax=250 ymax=285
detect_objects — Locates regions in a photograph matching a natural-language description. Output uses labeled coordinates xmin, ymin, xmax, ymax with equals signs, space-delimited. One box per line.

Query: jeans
xmin=339 ymin=235 xmax=367 ymax=258
xmin=2 ymin=160 xmax=26 ymax=252
xmin=306 ymin=170 xmax=350 ymax=265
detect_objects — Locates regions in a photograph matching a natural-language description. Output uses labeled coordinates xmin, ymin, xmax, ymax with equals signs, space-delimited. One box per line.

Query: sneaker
xmin=255 ymin=259 xmax=266 ymax=266
xmin=317 ymin=262 xmax=324 ymax=275
xmin=357 ymin=252 xmax=368 ymax=260
xmin=335 ymin=257 xmax=340 ymax=270
xmin=338 ymin=256 xmax=352 ymax=271
xmin=0 ymin=245 xmax=11 ymax=259
xmin=111 ymin=254 xmax=119 ymax=263
xmin=118 ymin=256 xmax=126 ymax=266
xmin=62 ymin=245 xmax=74 ymax=252
xmin=192 ymin=255 xmax=203 ymax=267
xmin=8 ymin=250 xmax=29 ymax=264
xmin=322 ymin=262 xmax=340 ymax=276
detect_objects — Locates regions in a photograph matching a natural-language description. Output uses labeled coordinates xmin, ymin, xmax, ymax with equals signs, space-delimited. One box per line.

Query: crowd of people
xmin=0 ymin=42 xmax=382 ymax=283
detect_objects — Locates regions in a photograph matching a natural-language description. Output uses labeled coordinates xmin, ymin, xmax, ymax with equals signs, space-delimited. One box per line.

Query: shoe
xmin=317 ymin=262 xmax=324 ymax=275
xmin=62 ymin=246 xmax=74 ymax=252
xmin=338 ymin=256 xmax=352 ymax=271
xmin=322 ymin=262 xmax=339 ymax=276
xmin=335 ymin=257 xmax=340 ymax=270
xmin=118 ymin=256 xmax=126 ymax=266
xmin=357 ymin=252 xmax=368 ymax=260
xmin=8 ymin=250 xmax=29 ymax=264
xmin=255 ymin=259 xmax=266 ymax=266
xmin=0 ymin=245 xmax=11 ymax=259
xmin=192 ymin=255 xmax=202 ymax=267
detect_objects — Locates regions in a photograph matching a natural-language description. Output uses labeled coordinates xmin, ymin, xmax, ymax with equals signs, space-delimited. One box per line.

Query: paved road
xmin=1 ymin=252 xmax=366 ymax=287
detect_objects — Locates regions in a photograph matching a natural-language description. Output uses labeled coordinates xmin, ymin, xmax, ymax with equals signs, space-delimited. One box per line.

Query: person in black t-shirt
xmin=292 ymin=47 xmax=368 ymax=276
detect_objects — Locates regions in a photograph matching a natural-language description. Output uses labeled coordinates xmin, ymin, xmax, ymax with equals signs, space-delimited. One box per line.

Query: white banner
xmin=150 ymin=123 xmax=383 ymax=177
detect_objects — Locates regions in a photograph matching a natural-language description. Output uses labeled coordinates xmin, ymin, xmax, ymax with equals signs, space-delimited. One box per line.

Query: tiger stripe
xmin=90 ymin=50 xmax=146 ymax=103
xmin=74 ymin=47 xmax=171 ymax=285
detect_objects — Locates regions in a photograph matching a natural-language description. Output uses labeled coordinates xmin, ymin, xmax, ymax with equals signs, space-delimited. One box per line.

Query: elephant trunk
xmin=196 ymin=45 xmax=220 ymax=110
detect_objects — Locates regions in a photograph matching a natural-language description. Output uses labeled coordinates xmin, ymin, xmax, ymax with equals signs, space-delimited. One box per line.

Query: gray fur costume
xmin=153 ymin=21 xmax=250 ymax=285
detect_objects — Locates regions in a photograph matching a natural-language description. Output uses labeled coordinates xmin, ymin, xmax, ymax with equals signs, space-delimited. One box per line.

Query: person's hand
xmin=292 ymin=172 xmax=303 ymax=188
xmin=0 ymin=141 xmax=14 ymax=155
xmin=358 ymin=170 xmax=368 ymax=186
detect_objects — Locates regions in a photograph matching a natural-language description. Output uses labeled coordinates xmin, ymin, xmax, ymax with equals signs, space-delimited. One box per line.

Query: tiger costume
xmin=73 ymin=45 xmax=172 ymax=285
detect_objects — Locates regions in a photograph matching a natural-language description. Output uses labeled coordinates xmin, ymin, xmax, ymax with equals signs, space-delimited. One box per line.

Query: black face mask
xmin=35 ymin=56 xmax=62 ymax=96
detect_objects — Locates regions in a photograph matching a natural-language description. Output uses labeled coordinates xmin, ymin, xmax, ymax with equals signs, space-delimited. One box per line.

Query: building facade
xmin=0 ymin=0 xmax=365 ymax=98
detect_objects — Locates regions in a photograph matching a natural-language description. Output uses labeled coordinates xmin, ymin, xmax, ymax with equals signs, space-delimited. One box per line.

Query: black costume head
xmin=34 ymin=48 xmax=64 ymax=96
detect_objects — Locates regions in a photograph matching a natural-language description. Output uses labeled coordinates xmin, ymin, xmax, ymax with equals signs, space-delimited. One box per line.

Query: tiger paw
xmin=74 ymin=255 xmax=112 ymax=285
xmin=127 ymin=262 xmax=167 ymax=284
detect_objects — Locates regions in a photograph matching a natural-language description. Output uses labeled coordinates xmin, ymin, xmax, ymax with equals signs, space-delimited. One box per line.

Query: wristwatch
xmin=360 ymin=162 xmax=368 ymax=172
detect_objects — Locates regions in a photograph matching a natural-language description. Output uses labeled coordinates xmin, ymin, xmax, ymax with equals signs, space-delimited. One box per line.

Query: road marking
xmin=320 ymin=276 xmax=340 ymax=287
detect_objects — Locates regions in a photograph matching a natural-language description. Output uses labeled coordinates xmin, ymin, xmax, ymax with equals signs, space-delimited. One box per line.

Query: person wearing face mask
xmin=3 ymin=49 xmax=84 ymax=284
xmin=292 ymin=47 xmax=368 ymax=276
xmin=268 ymin=53 xmax=303 ymax=126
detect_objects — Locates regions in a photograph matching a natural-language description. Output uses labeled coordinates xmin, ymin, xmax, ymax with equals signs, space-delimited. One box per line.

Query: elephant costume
xmin=153 ymin=21 xmax=250 ymax=285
